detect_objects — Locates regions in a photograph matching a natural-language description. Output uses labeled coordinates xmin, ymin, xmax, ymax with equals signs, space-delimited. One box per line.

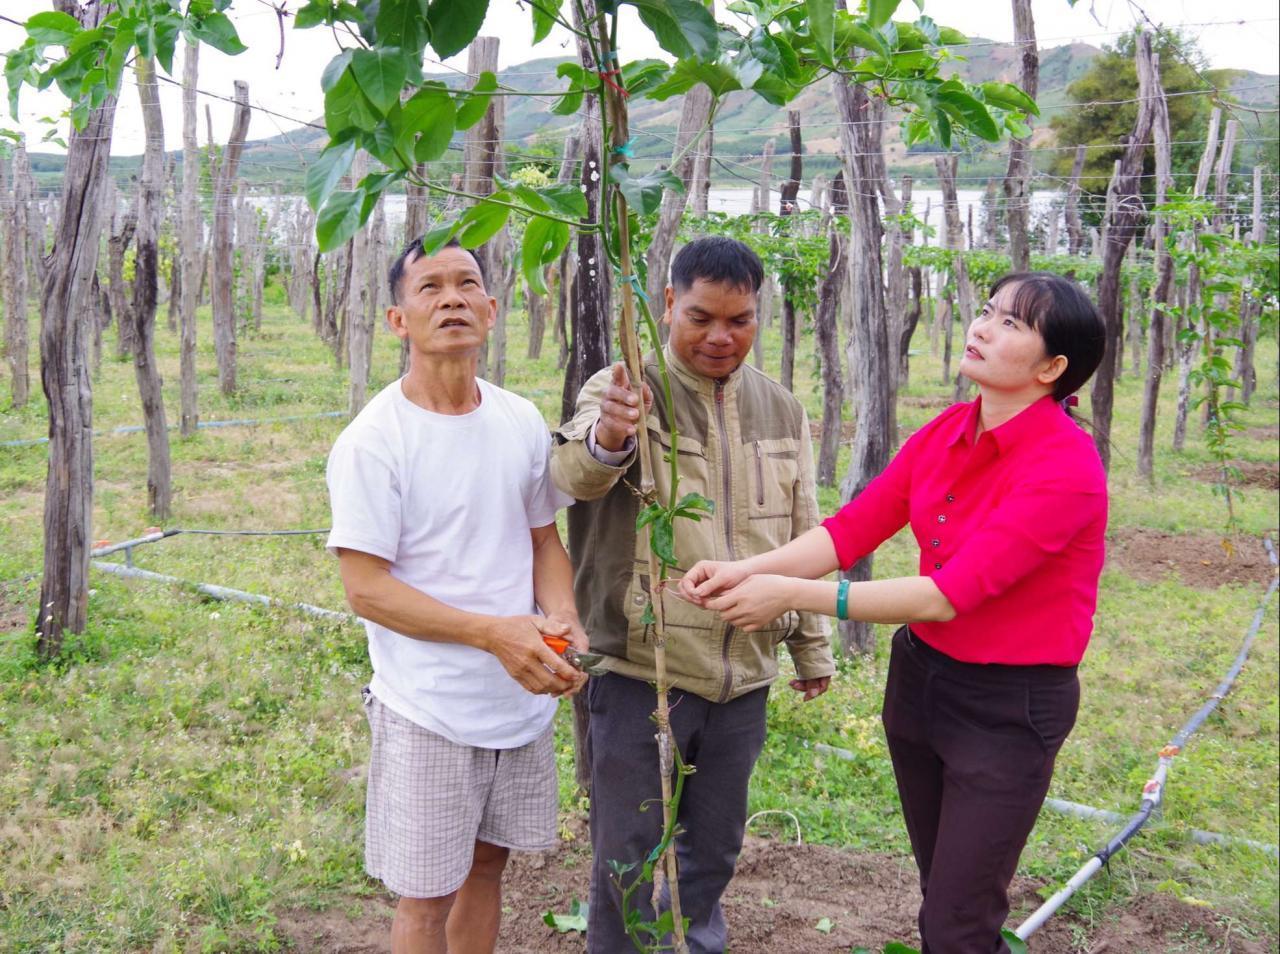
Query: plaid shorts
xmin=362 ymin=688 xmax=558 ymax=899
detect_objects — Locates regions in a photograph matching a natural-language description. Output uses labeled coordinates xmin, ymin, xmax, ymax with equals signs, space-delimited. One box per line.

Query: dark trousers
xmin=586 ymin=672 xmax=768 ymax=954
xmin=882 ymin=627 xmax=1079 ymax=954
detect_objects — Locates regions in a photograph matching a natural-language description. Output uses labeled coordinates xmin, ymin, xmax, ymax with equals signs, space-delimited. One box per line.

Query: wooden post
xmin=779 ymin=110 xmax=802 ymax=393
xmin=751 ymin=139 xmax=775 ymax=371
xmin=895 ymin=177 xmax=919 ymax=390
xmin=180 ymin=41 xmax=203 ymax=433
xmin=872 ymin=109 xmax=907 ymax=445
xmin=835 ymin=71 xmax=892 ymax=656
xmin=106 ymin=184 xmax=137 ymax=360
xmin=644 ymin=84 xmax=713 ymax=316
xmin=553 ymin=131 xmax=581 ymax=373
xmin=1090 ymin=32 xmax=1157 ymax=470
xmin=1200 ymin=119 xmax=1238 ymax=426
xmin=1136 ymin=49 xmax=1173 ymax=481
xmin=211 ymin=80 xmax=250 ymax=396
xmin=463 ymin=37 xmax=510 ymax=385
xmin=690 ymin=117 xmax=714 ymax=216
xmin=559 ymin=22 xmax=611 ymax=425
xmin=347 ymin=152 xmax=375 ymax=415
xmin=1004 ymin=0 xmax=1037 ymax=271
xmin=1232 ymin=166 xmax=1263 ymax=404
xmin=129 ymin=55 xmax=172 ymax=520
xmin=935 ymin=154 xmax=974 ymax=398
xmin=1065 ymin=144 xmax=1086 ymax=256
xmin=36 ymin=0 xmax=118 ymax=659
xmin=4 ymin=142 xmax=31 ymax=408
xmin=814 ymin=171 xmax=848 ymax=486
xmin=1172 ymin=107 xmax=1222 ymax=452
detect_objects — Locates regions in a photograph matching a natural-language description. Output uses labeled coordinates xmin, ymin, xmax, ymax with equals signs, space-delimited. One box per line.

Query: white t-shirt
xmin=326 ymin=377 xmax=569 ymax=749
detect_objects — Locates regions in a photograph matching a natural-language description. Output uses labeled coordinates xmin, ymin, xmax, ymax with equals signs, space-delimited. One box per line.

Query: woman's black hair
xmin=987 ymin=271 xmax=1106 ymax=401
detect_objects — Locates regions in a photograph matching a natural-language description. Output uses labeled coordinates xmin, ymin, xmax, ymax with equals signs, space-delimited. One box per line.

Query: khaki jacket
xmin=551 ymin=347 xmax=834 ymax=703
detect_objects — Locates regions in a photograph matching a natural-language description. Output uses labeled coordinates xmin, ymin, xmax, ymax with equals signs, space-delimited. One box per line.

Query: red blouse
xmin=823 ymin=395 xmax=1107 ymax=666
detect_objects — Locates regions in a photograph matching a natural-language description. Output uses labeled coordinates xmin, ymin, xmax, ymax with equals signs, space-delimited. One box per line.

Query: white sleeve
xmin=528 ymin=423 xmax=575 ymax=527
xmin=325 ymin=431 xmax=401 ymax=560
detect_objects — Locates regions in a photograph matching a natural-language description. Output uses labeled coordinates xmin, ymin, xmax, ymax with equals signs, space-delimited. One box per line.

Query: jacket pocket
xmin=746 ymin=438 xmax=801 ymax=549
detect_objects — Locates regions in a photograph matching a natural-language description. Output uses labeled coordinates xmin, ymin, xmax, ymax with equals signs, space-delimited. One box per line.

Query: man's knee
xmin=468 ymin=841 xmax=510 ymax=883
xmin=397 ymin=892 xmax=458 ymax=929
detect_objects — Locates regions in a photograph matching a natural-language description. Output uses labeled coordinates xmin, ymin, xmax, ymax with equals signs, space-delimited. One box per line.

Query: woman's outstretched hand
xmin=679 ymin=559 xmax=752 ymax=605
xmin=703 ymin=574 xmax=793 ymax=632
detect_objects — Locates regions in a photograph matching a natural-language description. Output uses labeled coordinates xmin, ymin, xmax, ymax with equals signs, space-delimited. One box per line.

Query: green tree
xmin=1049 ymin=27 xmax=1210 ymax=192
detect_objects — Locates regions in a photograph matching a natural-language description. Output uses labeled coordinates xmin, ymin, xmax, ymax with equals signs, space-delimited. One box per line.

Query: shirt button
xmin=946 ymin=494 xmax=955 ymax=503
xmin=934 ymin=562 xmax=942 ymax=570
xmin=937 ymin=515 xmax=946 ymax=524
xmin=932 ymin=539 xmax=940 ymax=547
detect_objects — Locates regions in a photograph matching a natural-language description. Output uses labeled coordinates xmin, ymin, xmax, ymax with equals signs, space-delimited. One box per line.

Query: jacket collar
xmin=663 ymin=343 xmax=747 ymax=398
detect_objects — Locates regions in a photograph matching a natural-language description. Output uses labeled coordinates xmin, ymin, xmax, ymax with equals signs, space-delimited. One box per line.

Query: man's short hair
xmin=670 ymin=236 xmax=764 ymax=295
xmin=388 ymin=237 xmax=486 ymax=304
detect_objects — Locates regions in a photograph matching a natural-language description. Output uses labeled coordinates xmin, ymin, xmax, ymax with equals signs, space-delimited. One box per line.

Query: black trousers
xmin=585 ymin=672 xmax=769 ymax=954
xmin=882 ymin=626 xmax=1079 ymax=954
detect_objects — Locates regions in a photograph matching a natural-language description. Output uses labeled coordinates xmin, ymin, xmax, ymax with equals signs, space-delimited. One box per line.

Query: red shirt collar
xmin=947 ymin=394 xmax=1063 ymax=454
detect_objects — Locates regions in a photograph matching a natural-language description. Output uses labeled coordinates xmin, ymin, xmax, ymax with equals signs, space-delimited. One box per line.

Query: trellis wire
xmin=1 ymin=409 xmax=344 ymax=448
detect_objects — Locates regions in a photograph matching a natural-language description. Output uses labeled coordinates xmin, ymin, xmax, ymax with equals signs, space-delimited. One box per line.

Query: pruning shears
xmin=542 ymin=634 xmax=607 ymax=676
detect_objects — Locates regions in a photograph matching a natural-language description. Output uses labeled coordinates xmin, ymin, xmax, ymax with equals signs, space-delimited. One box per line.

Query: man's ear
xmin=386 ymin=305 xmax=408 ymax=339
xmin=664 ymin=286 xmax=675 ymax=325
xmin=484 ymin=295 xmax=498 ymax=330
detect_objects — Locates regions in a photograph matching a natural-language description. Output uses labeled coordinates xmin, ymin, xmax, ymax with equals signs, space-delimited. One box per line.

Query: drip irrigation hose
xmin=89 ymin=527 xmax=329 ymax=566
xmin=1013 ymin=536 xmax=1279 ymax=941
xmin=91 ymin=561 xmax=354 ymax=623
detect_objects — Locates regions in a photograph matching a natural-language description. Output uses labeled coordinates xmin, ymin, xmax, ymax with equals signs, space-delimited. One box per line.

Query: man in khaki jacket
xmin=552 ymin=236 xmax=835 ymax=953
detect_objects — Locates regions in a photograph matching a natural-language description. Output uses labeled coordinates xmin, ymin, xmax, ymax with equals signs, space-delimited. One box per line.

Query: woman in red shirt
xmin=681 ymin=272 xmax=1107 ymax=954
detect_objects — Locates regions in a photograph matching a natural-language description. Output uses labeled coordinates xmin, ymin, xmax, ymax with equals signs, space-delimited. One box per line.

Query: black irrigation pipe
xmin=1 ymin=410 xmax=345 ymax=448
xmin=1013 ymin=536 xmax=1280 ymax=941
xmin=90 ymin=527 xmax=329 ymax=565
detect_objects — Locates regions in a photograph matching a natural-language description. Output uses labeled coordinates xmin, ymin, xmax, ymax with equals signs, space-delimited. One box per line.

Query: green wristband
xmin=836 ymin=579 xmax=850 ymax=621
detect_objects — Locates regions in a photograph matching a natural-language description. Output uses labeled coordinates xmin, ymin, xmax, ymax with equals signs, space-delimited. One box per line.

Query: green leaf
xmin=321 ymin=50 xmax=354 ymax=93
xmin=837 ymin=20 xmax=890 ymax=57
xmin=350 ymin=47 xmax=408 ymax=114
xmin=25 ymin=11 xmax=82 ymax=45
xmin=456 ymin=200 xmax=511 ymax=248
xmin=626 ymin=0 xmax=718 ymax=60
xmin=640 ymin=601 xmax=656 ymax=626
xmin=420 ymin=217 xmax=461 ymax=256
xmin=936 ymin=25 xmax=967 ymax=45
xmin=648 ymin=60 xmax=740 ymax=101
xmin=455 ymin=71 xmax=496 ymax=130
xmin=522 ymin=216 xmax=570 ymax=295
xmin=814 ymin=916 xmax=834 ymax=934
xmin=542 ymin=898 xmax=589 ymax=933
xmin=805 ymin=0 xmax=835 ymax=64
xmin=636 ymin=502 xmax=664 ymax=530
xmin=189 ymin=11 xmax=246 ymax=55
xmin=620 ymin=58 xmax=669 ymax=98
xmin=1000 ymin=930 xmax=1029 ymax=954
xmin=325 ymin=69 xmax=379 ymax=134
xmin=936 ymin=89 xmax=998 ymax=141
xmin=980 ymin=80 xmax=1038 ymax=116
xmin=866 ymin=0 xmax=903 ymax=28
xmin=401 ymin=85 xmax=456 ymax=162
xmin=316 ymin=189 xmax=364 ymax=252
xmin=675 ymin=491 xmax=714 ymax=515
xmin=305 ymin=139 xmax=357 ymax=211
xmin=610 ymin=166 xmax=683 ymax=217
xmin=376 ymin=0 xmax=428 ymax=53
xmin=531 ymin=0 xmax=561 ymax=43
xmin=425 ymin=0 xmax=491 ymax=59
xmin=883 ymin=944 xmax=921 ymax=954
xmin=649 ymin=513 xmax=677 ymax=566
xmin=536 ymin=183 xmax=587 ymax=219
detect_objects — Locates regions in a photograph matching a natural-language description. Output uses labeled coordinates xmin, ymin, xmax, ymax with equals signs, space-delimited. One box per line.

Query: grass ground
xmin=0 ymin=282 xmax=1276 ymax=952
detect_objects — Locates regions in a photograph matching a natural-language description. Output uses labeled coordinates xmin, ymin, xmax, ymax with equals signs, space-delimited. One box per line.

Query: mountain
xmin=24 ymin=39 xmax=1278 ymax=194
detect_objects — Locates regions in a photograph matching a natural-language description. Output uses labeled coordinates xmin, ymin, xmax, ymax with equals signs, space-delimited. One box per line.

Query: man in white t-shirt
xmin=326 ymin=238 xmax=586 ymax=954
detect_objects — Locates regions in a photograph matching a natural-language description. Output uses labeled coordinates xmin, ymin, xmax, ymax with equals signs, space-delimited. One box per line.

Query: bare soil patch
xmin=1190 ymin=460 xmax=1280 ymax=492
xmin=1108 ymin=528 xmax=1277 ymax=589
xmin=1244 ymin=426 xmax=1278 ymax=443
xmin=274 ymin=831 xmax=1267 ymax=953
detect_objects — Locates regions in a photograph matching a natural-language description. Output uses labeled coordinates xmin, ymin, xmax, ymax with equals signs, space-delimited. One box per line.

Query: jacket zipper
xmin=716 ymin=381 xmax=735 ymax=702
xmin=753 ymin=440 xmax=764 ymax=506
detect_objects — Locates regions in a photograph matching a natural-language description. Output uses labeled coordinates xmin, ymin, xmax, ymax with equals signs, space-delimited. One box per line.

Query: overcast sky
xmin=1 ymin=0 xmax=1276 ymax=156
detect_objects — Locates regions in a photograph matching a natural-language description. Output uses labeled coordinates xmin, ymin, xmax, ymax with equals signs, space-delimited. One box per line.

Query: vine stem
xmin=597 ymin=19 xmax=689 ymax=954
